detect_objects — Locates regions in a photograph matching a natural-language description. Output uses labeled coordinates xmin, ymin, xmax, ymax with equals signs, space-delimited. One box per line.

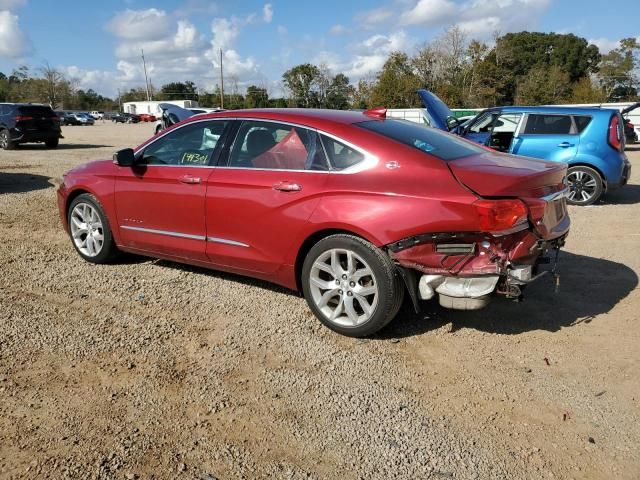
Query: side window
xmin=574 ymin=116 xmax=592 ymax=133
xmin=227 ymin=120 xmax=329 ymax=171
xmin=492 ymin=113 xmax=522 ymax=133
xmin=320 ymin=135 xmax=365 ymax=170
xmin=468 ymin=113 xmax=495 ymax=133
xmin=523 ymin=114 xmax=573 ymax=135
xmin=141 ymin=120 xmax=227 ymax=166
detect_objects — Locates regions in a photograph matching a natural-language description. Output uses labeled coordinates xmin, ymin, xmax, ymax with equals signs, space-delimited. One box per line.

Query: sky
xmin=0 ymin=0 xmax=637 ymax=99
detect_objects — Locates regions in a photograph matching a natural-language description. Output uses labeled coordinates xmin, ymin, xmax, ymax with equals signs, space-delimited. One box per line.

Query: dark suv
xmin=0 ymin=103 xmax=62 ymax=149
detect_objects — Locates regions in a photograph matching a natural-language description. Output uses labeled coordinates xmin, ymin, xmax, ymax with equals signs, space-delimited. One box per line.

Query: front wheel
xmin=301 ymin=234 xmax=404 ymax=337
xmin=68 ymin=193 xmax=119 ymax=263
xmin=0 ymin=129 xmax=16 ymax=150
xmin=566 ymin=166 xmax=603 ymax=206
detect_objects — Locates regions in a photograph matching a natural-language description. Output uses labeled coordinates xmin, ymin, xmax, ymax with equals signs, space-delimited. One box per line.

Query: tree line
xmin=1 ymin=31 xmax=638 ymax=112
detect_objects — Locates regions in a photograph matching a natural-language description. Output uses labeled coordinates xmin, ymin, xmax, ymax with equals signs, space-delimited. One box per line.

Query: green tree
xmin=570 ymin=76 xmax=607 ymax=103
xmin=120 ymin=87 xmax=149 ymax=103
xmin=351 ymin=78 xmax=374 ymax=109
xmin=598 ymin=38 xmax=639 ymax=101
xmin=326 ymin=73 xmax=353 ymax=110
xmin=282 ymin=63 xmax=320 ymax=107
xmin=370 ymin=52 xmax=422 ymax=108
xmin=245 ymin=85 xmax=269 ymax=108
xmin=515 ymin=65 xmax=572 ymax=104
xmin=495 ymin=32 xmax=600 ymax=103
xmin=158 ymin=81 xmax=198 ymax=101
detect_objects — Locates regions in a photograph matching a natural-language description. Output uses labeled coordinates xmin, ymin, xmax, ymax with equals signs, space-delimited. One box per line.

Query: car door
xmin=114 ymin=119 xmax=230 ymax=261
xmin=205 ymin=119 xmax=329 ymax=274
xmin=511 ymin=113 xmax=579 ymax=163
xmin=462 ymin=111 xmax=497 ymax=145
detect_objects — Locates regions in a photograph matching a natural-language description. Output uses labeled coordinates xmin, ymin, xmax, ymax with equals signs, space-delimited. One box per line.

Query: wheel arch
xmin=294 ymin=228 xmax=379 ymax=292
xmin=567 ymin=162 xmax=607 ymax=189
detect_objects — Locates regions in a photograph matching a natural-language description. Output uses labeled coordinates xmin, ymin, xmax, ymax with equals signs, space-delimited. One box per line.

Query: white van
xmin=90 ymin=111 xmax=104 ymax=120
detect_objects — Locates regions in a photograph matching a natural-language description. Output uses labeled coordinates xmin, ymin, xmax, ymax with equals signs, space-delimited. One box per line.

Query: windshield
xmin=357 ymin=119 xmax=485 ymax=161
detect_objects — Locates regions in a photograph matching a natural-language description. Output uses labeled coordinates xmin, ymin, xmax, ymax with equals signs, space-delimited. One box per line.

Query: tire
xmin=301 ymin=234 xmax=404 ymax=337
xmin=0 ymin=129 xmax=16 ymax=150
xmin=566 ymin=165 xmax=603 ymax=206
xmin=67 ymin=193 xmax=119 ymax=264
xmin=45 ymin=138 xmax=59 ymax=148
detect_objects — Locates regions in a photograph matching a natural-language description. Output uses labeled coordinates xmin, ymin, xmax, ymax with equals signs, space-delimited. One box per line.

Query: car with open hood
xmin=418 ymin=89 xmax=631 ymax=206
xmin=58 ymin=108 xmax=570 ymax=337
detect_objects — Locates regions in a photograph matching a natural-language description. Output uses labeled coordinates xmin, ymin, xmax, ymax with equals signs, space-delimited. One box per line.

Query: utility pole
xmin=141 ymin=48 xmax=151 ymax=101
xmin=219 ymin=48 xmax=224 ymax=109
xmin=117 ymin=88 xmax=122 ymax=112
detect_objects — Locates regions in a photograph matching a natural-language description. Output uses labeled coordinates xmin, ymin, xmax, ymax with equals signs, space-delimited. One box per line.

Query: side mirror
xmin=113 ymin=148 xmax=135 ymax=166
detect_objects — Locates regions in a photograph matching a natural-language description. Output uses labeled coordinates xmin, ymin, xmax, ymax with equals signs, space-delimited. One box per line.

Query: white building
xmin=122 ymin=100 xmax=199 ymax=117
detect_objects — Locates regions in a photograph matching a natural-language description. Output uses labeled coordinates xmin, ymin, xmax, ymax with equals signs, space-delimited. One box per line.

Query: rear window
xmin=357 ymin=119 xmax=484 ymax=161
xmin=17 ymin=106 xmax=55 ymax=117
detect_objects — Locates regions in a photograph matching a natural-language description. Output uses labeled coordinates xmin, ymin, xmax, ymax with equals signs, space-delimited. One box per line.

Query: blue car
xmin=418 ymin=90 xmax=631 ymax=205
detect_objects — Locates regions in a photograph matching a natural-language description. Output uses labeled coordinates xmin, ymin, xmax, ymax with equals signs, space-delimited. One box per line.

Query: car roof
xmin=485 ymin=105 xmax=615 ymax=115
xmin=192 ymin=108 xmax=372 ymax=130
xmin=0 ymin=103 xmax=51 ymax=107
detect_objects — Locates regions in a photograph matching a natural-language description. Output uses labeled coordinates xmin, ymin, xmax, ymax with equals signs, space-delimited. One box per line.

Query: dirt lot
xmin=1 ymin=122 xmax=639 ymax=479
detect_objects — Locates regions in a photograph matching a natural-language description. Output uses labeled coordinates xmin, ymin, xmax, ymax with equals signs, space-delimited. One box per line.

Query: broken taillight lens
xmin=473 ymin=199 xmax=528 ymax=233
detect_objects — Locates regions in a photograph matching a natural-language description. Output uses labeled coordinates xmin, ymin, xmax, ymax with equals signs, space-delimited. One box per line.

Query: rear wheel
xmin=566 ymin=166 xmax=603 ymax=206
xmin=68 ymin=193 xmax=119 ymax=263
xmin=45 ymin=138 xmax=59 ymax=148
xmin=0 ymin=129 xmax=16 ymax=150
xmin=302 ymin=234 xmax=404 ymax=337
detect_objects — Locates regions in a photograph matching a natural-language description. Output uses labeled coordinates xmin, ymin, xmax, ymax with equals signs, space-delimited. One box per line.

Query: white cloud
xmin=106 ymin=8 xmax=171 ymax=41
xmin=346 ymin=31 xmax=410 ymax=78
xmin=205 ymin=17 xmax=260 ymax=81
xmin=0 ymin=10 xmax=30 ymax=58
xmin=588 ymin=37 xmax=619 ymax=54
xmin=263 ymin=3 xmax=273 ymax=23
xmin=64 ymin=66 xmax=117 ymax=95
xmin=400 ymin=0 xmax=457 ymax=26
xmin=312 ymin=31 xmax=410 ymax=81
xmin=330 ymin=24 xmax=347 ymax=35
xmin=399 ymin=0 xmax=551 ymax=38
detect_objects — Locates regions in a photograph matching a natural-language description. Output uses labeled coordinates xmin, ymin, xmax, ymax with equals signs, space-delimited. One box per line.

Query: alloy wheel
xmin=70 ymin=202 xmax=105 ymax=257
xmin=309 ymin=248 xmax=379 ymax=327
xmin=0 ymin=131 xmax=8 ymax=149
xmin=567 ymin=169 xmax=598 ymax=204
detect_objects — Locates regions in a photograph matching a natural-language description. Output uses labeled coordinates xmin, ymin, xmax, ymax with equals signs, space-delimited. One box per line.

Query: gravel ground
xmin=1 ymin=122 xmax=639 ymax=479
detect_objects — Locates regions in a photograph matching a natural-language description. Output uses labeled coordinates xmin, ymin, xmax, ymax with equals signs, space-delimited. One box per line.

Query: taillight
xmin=15 ymin=115 xmax=33 ymax=121
xmin=608 ymin=115 xmax=622 ymax=151
xmin=473 ymin=199 xmax=528 ymax=233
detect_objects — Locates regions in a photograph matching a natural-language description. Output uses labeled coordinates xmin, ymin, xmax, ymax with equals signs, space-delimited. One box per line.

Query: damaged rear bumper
xmin=390 ymin=229 xmax=568 ymax=311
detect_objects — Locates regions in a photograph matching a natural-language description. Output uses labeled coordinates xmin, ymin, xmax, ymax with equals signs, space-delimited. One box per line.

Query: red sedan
xmin=137 ymin=113 xmax=157 ymax=122
xmin=57 ymin=108 xmax=570 ymax=337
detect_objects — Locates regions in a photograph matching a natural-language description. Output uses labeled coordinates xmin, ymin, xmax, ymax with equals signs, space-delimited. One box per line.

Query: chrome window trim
xmin=132 ymin=116 xmax=379 ymax=173
xmin=221 ymin=117 xmax=379 ymax=174
xmin=133 ymin=117 xmax=230 ymax=162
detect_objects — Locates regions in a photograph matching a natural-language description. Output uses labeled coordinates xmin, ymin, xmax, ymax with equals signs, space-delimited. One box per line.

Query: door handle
xmin=179 ymin=175 xmax=201 ymax=184
xmin=273 ymin=181 xmax=302 ymax=192
xmin=557 ymin=142 xmax=573 ymax=148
